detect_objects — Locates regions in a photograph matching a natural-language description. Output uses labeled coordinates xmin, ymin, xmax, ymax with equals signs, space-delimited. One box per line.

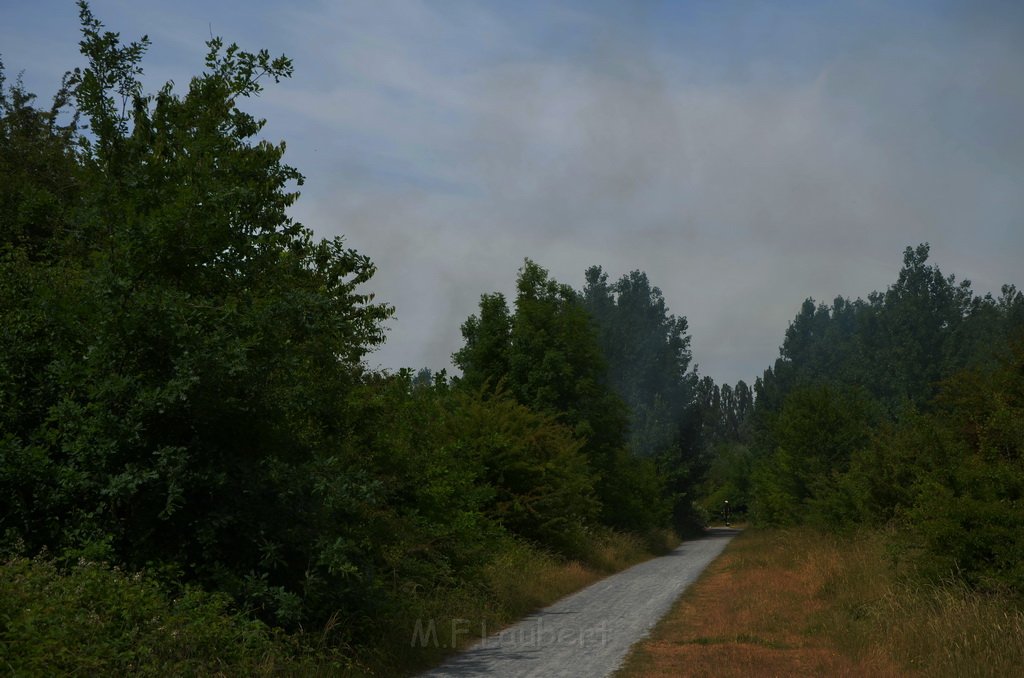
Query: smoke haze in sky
xmin=3 ymin=0 xmax=1021 ymax=385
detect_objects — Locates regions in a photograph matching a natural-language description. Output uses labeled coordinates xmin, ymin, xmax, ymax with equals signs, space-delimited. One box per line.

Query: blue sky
xmin=2 ymin=1 xmax=1022 ymax=385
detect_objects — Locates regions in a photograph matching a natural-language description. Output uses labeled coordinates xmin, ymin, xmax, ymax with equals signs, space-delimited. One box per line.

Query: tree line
xmin=707 ymin=243 xmax=1024 ymax=594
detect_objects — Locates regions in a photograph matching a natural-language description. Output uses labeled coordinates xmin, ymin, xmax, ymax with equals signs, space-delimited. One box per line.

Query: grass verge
xmin=616 ymin=528 xmax=1024 ymax=678
xmin=378 ymin=527 xmax=679 ymax=675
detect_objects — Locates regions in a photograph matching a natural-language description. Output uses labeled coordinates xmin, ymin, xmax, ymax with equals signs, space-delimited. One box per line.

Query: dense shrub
xmin=0 ymin=555 xmax=301 ymax=676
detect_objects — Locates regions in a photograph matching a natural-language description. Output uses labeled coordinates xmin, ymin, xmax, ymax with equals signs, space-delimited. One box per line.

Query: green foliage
xmin=700 ymin=441 xmax=754 ymax=518
xmin=739 ymin=243 xmax=1023 ymax=595
xmin=454 ymin=259 xmax=672 ymax=531
xmin=755 ymin=244 xmax=1021 ymax=423
xmin=752 ymin=384 xmax=876 ymax=527
xmin=581 ymin=267 xmax=697 ymax=458
xmin=21 ymin=2 xmax=1023 ymax=670
xmin=452 ymin=292 xmax=512 ymax=391
xmin=581 ymin=267 xmax=706 ymax=531
xmin=445 ymin=387 xmax=598 ymax=556
xmin=1 ymin=3 xmax=396 ymax=631
xmin=0 ymin=555 xmax=308 ymax=676
xmin=0 ymin=65 xmax=80 ymax=259
xmin=508 ymin=261 xmax=623 ymax=440
xmin=898 ymin=346 xmax=1024 ymax=592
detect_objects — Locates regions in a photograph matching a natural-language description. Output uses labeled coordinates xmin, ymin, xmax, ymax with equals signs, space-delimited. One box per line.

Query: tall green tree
xmin=455 ymin=260 xmax=669 ymax=529
xmin=457 ymin=260 xmax=626 ymax=452
xmin=581 ymin=266 xmax=705 ymax=529
xmin=1 ymin=2 xmax=394 ymax=629
xmin=745 ymin=243 xmax=1022 ymax=534
xmin=750 ymin=384 xmax=877 ymax=526
xmin=581 ymin=267 xmax=697 ymax=457
xmin=452 ymin=292 xmax=512 ymax=390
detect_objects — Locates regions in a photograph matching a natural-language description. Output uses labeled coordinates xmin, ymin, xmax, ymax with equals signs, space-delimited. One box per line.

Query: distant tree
xmin=733 ymin=380 xmax=754 ymax=439
xmin=750 ymin=384 xmax=876 ymax=526
xmin=902 ymin=343 xmax=1024 ymax=591
xmin=700 ymin=441 xmax=754 ymax=518
xmin=581 ymin=267 xmax=697 ymax=458
xmin=869 ymin=243 xmax=973 ymax=407
xmin=756 ymin=243 xmax=1016 ymax=421
xmin=746 ymin=242 xmax=1022 ymax=533
xmin=453 ymin=292 xmax=512 ymax=390
xmin=581 ymin=266 xmax=704 ymax=529
xmin=454 ymin=260 xmax=669 ymax=529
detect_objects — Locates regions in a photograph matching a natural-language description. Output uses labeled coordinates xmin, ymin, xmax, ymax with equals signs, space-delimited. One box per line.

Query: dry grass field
xmin=617 ymin=528 xmax=1024 ymax=678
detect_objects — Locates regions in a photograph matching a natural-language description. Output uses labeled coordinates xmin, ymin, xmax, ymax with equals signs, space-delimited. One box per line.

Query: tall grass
xmin=376 ymin=527 xmax=678 ymax=675
xmin=813 ymin=529 xmax=1024 ymax=677
xmin=783 ymin=527 xmax=1024 ymax=676
xmin=618 ymin=528 xmax=1023 ymax=678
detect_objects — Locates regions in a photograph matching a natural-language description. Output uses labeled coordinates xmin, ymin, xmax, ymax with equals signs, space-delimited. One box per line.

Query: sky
xmin=2 ymin=0 xmax=1022 ymax=386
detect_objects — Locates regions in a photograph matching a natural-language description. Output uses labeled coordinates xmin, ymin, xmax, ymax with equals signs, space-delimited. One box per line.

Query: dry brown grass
xmin=617 ymin=529 xmax=903 ymax=677
xmin=617 ymin=527 xmax=1024 ymax=678
xmin=482 ymin=528 xmax=679 ymax=624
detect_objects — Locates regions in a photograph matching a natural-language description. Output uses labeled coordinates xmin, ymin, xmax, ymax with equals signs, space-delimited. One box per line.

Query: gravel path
xmin=421 ymin=527 xmax=739 ymax=678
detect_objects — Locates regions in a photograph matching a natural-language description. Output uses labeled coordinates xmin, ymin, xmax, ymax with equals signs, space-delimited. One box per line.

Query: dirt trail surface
xmin=421 ymin=528 xmax=739 ymax=678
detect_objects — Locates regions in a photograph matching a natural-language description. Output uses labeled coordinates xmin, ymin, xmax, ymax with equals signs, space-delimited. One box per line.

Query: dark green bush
xmin=0 ymin=555 xmax=301 ymax=676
